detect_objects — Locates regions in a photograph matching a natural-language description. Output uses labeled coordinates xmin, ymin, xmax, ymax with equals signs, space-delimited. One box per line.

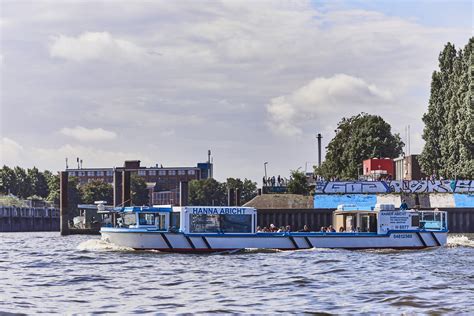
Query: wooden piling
xmin=60 ymin=171 xmax=69 ymax=236
xmin=179 ymin=181 xmax=189 ymax=206
xmin=122 ymin=170 xmax=131 ymax=206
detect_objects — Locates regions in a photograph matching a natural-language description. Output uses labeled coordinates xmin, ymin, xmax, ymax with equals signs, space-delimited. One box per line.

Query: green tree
xmin=27 ymin=167 xmax=49 ymax=198
xmin=420 ymin=38 xmax=474 ymax=178
xmin=131 ymin=174 xmax=149 ymax=206
xmin=80 ymin=180 xmax=113 ymax=204
xmin=45 ymin=171 xmax=60 ymax=205
xmin=14 ymin=166 xmax=31 ymax=198
xmin=226 ymin=177 xmax=257 ymax=205
xmin=189 ymin=178 xmax=227 ymax=206
xmin=287 ymin=169 xmax=310 ymax=195
xmin=0 ymin=166 xmax=17 ymax=195
xmin=315 ymin=113 xmax=404 ymax=180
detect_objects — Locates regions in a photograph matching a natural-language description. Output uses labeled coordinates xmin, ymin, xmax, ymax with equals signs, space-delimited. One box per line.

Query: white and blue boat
xmin=99 ymin=204 xmax=448 ymax=252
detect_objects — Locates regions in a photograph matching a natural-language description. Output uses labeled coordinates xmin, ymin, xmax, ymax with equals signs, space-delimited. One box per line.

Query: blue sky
xmin=0 ymin=0 xmax=472 ymax=183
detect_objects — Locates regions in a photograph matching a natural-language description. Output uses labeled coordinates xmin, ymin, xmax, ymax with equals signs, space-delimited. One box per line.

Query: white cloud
xmin=266 ymin=74 xmax=392 ymax=136
xmin=60 ymin=126 xmax=117 ymax=142
xmin=0 ymin=137 xmax=24 ymax=166
xmin=49 ymin=32 xmax=145 ymax=62
xmin=1 ymin=1 xmax=471 ymax=180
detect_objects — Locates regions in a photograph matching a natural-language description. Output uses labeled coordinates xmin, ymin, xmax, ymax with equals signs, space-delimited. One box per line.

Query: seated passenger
xmin=285 ymin=225 xmax=292 ymax=232
xmin=339 ymin=227 xmax=345 ymax=232
xmin=320 ymin=226 xmax=326 ymax=232
xmin=327 ymin=225 xmax=336 ymax=232
xmin=270 ymin=224 xmax=278 ymax=232
xmin=256 ymin=226 xmax=262 ymax=232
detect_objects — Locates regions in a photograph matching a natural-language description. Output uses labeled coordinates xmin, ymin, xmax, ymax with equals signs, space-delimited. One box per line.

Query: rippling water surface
xmin=1 ymin=232 xmax=473 ymax=314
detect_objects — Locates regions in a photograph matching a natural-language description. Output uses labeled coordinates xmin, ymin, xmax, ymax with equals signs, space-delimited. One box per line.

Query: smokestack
xmin=317 ymin=133 xmax=322 ymax=167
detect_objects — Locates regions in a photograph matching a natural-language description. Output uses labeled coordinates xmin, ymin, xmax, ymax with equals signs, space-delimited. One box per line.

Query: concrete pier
xmin=0 ymin=206 xmax=60 ymax=232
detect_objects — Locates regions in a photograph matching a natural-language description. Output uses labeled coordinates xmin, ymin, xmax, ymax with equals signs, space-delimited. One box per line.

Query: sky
xmin=0 ymin=0 xmax=472 ymax=184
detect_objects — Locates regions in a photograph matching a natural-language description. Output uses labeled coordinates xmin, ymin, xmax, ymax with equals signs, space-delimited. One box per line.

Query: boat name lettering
xmin=192 ymin=208 xmax=247 ymax=215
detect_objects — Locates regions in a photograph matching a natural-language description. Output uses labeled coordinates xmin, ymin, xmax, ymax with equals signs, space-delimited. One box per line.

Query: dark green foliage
xmin=226 ymin=177 xmax=257 ymax=204
xmin=287 ymin=170 xmax=310 ymax=195
xmin=420 ymin=38 xmax=474 ymax=178
xmin=80 ymin=180 xmax=113 ymax=204
xmin=45 ymin=171 xmax=60 ymax=204
xmin=0 ymin=166 xmax=16 ymax=195
xmin=27 ymin=167 xmax=49 ymax=198
xmin=13 ymin=167 xmax=31 ymax=198
xmin=131 ymin=174 xmax=149 ymax=206
xmin=315 ymin=113 xmax=404 ymax=180
xmin=188 ymin=178 xmax=227 ymax=206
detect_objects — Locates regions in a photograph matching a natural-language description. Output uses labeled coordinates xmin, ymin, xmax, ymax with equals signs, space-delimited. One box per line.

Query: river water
xmin=0 ymin=232 xmax=473 ymax=314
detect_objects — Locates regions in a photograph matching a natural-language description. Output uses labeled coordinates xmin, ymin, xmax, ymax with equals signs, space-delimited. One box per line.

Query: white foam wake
xmin=447 ymin=234 xmax=474 ymax=248
xmin=77 ymin=239 xmax=135 ymax=252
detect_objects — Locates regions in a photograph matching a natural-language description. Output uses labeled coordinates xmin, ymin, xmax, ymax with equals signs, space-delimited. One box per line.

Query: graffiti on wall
xmin=315 ymin=180 xmax=474 ymax=194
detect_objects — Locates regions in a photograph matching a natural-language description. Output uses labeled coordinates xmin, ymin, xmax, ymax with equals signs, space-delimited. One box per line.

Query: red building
xmin=362 ymin=158 xmax=394 ymax=180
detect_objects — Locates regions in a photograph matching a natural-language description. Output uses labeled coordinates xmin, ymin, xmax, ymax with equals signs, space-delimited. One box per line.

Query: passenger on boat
xmin=339 ymin=227 xmax=345 ymax=232
xmin=298 ymin=225 xmax=310 ymax=232
xmin=320 ymin=226 xmax=326 ymax=232
xmin=285 ymin=225 xmax=291 ymax=232
xmin=400 ymin=200 xmax=408 ymax=210
xmin=327 ymin=225 xmax=336 ymax=232
xmin=270 ymin=224 xmax=278 ymax=232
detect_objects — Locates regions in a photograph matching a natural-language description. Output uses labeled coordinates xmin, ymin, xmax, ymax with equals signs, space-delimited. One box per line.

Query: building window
xmin=106 ymin=170 xmax=113 ymax=176
xmin=178 ymin=170 xmax=185 ymax=175
xmin=78 ymin=171 xmax=85 ymax=177
xmin=138 ymin=170 xmax=146 ymax=176
xmin=159 ymin=170 xmax=167 ymax=176
xmin=97 ymin=171 xmax=104 ymax=176
xmin=68 ymin=171 xmax=76 ymax=176
xmin=169 ymin=170 xmax=176 ymax=175
xmin=87 ymin=171 xmax=95 ymax=176
xmin=188 ymin=170 xmax=195 ymax=175
xmin=149 ymin=170 xmax=156 ymax=176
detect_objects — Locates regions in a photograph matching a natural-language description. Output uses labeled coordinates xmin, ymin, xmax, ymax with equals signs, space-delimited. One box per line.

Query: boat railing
xmin=419 ymin=210 xmax=448 ymax=231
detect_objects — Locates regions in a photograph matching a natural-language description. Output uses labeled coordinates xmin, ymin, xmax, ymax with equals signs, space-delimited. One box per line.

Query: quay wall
xmin=0 ymin=207 xmax=60 ymax=232
xmin=257 ymin=208 xmax=474 ymax=233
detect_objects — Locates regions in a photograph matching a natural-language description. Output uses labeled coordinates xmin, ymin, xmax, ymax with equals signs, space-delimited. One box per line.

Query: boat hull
xmin=100 ymin=229 xmax=448 ymax=253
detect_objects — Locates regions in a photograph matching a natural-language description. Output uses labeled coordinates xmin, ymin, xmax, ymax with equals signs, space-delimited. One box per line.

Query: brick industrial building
xmin=67 ymin=159 xmax=213 ymax=205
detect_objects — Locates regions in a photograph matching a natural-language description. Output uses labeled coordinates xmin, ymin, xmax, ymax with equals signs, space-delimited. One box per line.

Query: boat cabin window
xmin=139 ymin=213 xmax=156 ymax=226
xmin=123 ymin=213 xmax=137 ymax=226
xmin=171 ymin=212 xmax=180 ymax=230
xmin=189 ymin=214 xmax=252 ymax=233
xmin=411 ymin=215 xmax=420 ymax=227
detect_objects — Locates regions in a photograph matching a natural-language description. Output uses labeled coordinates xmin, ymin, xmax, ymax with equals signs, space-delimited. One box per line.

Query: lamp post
xmin=264 ymin=162 xmax=268 ymax=184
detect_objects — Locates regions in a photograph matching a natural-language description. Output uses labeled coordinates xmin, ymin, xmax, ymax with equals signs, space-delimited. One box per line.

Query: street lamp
xmin=264 ymin=162 xmax=268 ymax=184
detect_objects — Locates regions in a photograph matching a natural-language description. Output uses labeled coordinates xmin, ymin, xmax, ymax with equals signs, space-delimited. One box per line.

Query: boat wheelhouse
xmin=100 ymin=204 xmax=448 ymax=252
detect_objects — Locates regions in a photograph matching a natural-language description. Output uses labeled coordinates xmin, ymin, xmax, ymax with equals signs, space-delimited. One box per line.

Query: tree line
xmin=0 ymin=165 xmax=149 ymax=206
xmin=419 ymin=37 xmax=474 ymax=179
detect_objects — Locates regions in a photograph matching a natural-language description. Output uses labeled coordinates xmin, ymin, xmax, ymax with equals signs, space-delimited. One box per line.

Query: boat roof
xmin=121 ymin=205 xmax=173 ymax=213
